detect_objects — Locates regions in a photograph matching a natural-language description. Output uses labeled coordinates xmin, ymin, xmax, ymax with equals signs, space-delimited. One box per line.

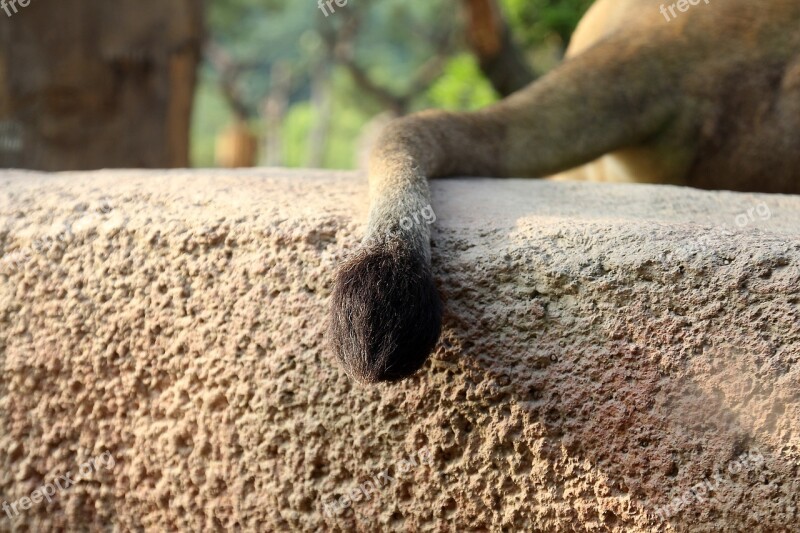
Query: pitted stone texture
xmin=0 ymin=169 xmax=798 ymax=532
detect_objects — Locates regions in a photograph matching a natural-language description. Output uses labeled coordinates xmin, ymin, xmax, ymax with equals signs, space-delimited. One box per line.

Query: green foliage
xmin=192 ymin=0 xmax=593 ymax=169
xmin=321 ymin=71 xmax=375 ymax=169
xmin=191 ymin=77 xmax=231 ymax=168
xmin=281 ymin=103 xmax=314 ymax=168
xmin=266 ymin=69 xmax=374 ymax=169
xmin=345 ymin=0 xmax=458 ymax=97
xmin=502 ymin=0 xmax=594 ymax=48
xmin=424 ymin=55 xmax=498 ymax=111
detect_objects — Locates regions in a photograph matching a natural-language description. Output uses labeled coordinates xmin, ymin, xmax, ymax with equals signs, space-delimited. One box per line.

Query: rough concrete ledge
xmin=0 ymin=169 xmax=799 ymax=532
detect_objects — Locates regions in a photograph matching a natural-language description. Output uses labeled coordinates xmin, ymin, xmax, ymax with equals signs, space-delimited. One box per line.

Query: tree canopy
xmin=193 ymin=0 xmax=593 ymax=169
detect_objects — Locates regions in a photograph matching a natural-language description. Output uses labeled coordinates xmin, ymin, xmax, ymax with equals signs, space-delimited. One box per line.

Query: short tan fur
xmin=329 ymin=0 xmax=800 ymax=384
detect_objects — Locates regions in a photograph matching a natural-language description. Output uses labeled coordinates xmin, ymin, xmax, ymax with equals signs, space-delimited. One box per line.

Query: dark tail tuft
xmin=328 ymin=239 xmax=443 ymax=384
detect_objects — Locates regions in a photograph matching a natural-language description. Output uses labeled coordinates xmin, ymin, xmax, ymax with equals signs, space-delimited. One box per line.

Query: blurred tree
xmin=0 ymin=1 xmax=204 ymax=170
xmin=215 ymin=121 xmax=259 ymax=168
xmin=206 ymin=41 xmax=261 ymax=167
xmin=503 ymin=0 xmax=593 ymax=54
xmin=202 ymin=0 xmax=315 ymax=167
xmin=461 ymin=0 xmax=535 ymax=96
xmin=263 ymin=62 xmax=292 ymax=166
xmin=193 ymin=0 xmax=593 ymax=170
xmin=199 ymin=0 xmax=466 ymax=168
xmin=320 ymin=0 xmax=459 ymax=117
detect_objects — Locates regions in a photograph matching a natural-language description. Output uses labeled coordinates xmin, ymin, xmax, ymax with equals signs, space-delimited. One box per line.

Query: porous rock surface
xmin=0 ymin=169 xmax=799 ymax=532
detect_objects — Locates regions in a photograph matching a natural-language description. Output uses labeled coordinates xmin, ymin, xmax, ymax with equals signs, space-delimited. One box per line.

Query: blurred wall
xmin=0 ymin=0 xmax=204 ymax=171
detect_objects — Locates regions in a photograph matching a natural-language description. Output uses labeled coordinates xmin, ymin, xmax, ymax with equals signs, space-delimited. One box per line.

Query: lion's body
xmin=330 ymin=0 xmax=800 ymax=384
xmin=557 ymin=0 xmax=800 ymax=193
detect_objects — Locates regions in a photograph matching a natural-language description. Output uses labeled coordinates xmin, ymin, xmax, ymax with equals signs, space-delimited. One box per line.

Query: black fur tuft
xmin=328 ymin=239 xmax=443 ymax=384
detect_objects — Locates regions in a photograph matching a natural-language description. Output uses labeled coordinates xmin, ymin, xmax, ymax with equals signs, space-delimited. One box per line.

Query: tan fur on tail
xmin=329 ymin=0 xmax=800 ymax=384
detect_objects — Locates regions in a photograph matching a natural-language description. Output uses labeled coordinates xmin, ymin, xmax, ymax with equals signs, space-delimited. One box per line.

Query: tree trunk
xmin=263 ymin=62 xmax=291 ymax=167
xmin=306 ymin=60 xmax=332 ymax=168
xmin=215 ymin=121 xmax=258 ymax=168
xmin=461 ymin=0 xmax=535 ymax=97
xmin=0 ymin=0 xmax=204 ymax=170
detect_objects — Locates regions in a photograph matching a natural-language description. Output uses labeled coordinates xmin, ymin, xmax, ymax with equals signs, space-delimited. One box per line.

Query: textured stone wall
xmin=0 ymin=169 xmax=799 ymax=532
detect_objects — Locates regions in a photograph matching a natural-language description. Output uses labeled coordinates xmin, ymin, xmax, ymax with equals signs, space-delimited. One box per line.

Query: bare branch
xmin=205 ymin=40 xmax=255 ymax=121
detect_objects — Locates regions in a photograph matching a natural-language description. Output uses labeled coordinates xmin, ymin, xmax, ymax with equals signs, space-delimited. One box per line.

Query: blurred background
xmin=0 ymin=0 xmax=592 ymax=172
